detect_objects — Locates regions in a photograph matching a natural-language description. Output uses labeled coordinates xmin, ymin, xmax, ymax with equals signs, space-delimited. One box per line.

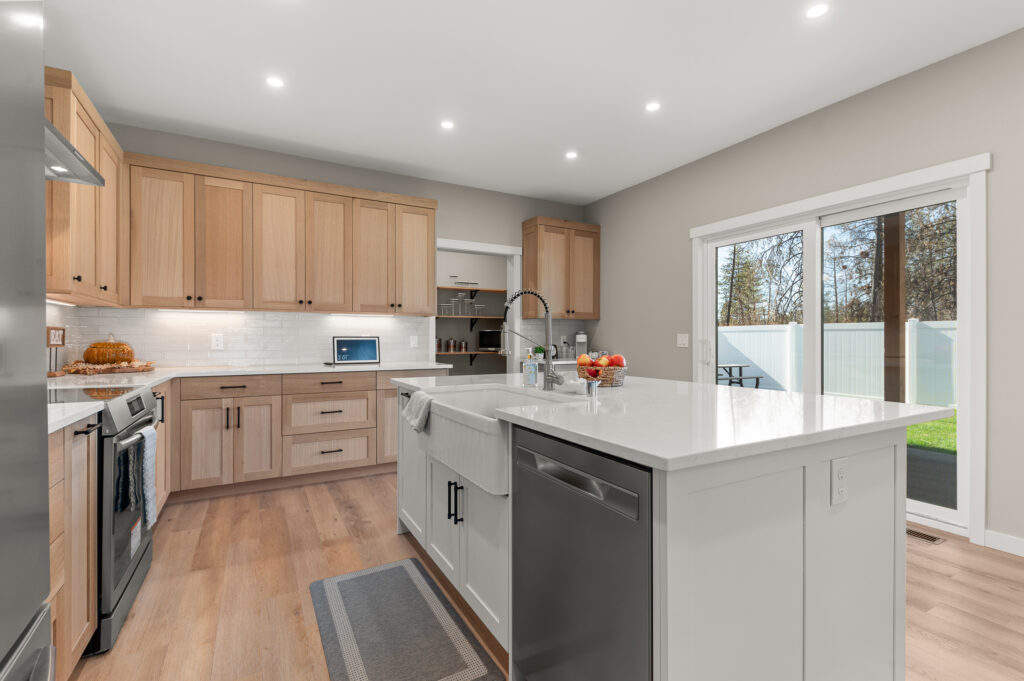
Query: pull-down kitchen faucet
xmin=499 ymin=289 xmax=564 ymax=391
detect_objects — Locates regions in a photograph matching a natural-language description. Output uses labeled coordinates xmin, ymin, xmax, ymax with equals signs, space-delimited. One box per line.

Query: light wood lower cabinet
xmin=233 ymin=396 xmax=282 ymax=482
xmin=282 ymin=390 xmax=376 ymax=435
xmin=153 ymin=381 xmax=175 ymax=513
xmin=282 ymin=428 xmax=376 ymax=475
xmin=65 ymin=418 xmax=99 ymax=676
xmin=180 ymin=398 xmax=234 ymax=489
xmin=376 ymin=389 xmax=399 ymax=464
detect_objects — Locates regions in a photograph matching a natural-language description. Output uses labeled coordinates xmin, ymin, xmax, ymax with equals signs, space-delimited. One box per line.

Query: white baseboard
xmin=906 ymin=512 xmax=968 ymax=538
xmin=984 ymin=530 xmax=1024 ymax=558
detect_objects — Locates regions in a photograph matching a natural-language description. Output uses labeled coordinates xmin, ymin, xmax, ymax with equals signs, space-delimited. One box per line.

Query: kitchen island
xmin=391 ymin=372 xmax=952 ymax=681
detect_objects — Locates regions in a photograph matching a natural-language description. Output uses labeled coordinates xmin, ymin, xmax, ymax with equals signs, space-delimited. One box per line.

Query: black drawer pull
xmin=320 ymin=380 xmax=345 ymax=385
xmin=236 ymin=406 xmax=241 ymax=428
xmin=219 ymin=385 xmax=247 ymax=390
xmin=225 ymin=407 xmax=230 ymax=429
xmin=73 ymin=422 xmax=101 ymax=436
xmin=319 ymin=448 xmax=344 ymax=455
xmin=400 ymin=392 xmax=411 ymax=398
xmin=320 ymin=409 xmax=344 ymax=415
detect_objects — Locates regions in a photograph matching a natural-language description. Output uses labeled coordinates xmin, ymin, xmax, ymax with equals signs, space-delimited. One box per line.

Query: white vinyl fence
xmin=716 ymin=320 xmax=956 ymax=407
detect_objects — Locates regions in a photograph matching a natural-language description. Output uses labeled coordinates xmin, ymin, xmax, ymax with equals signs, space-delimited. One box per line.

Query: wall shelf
xmin=437 ymin=286 xmax=507 ymax=295
xmin=436 ymin=350 xmax=503 ymax=366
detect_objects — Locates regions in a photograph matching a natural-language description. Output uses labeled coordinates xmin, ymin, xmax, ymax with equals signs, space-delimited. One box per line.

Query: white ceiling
xmin=44 ymin=1 xmax=1024 ymax=205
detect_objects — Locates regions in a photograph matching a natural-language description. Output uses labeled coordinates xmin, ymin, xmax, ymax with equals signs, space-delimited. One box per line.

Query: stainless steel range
xmin=47 ymin=386 xmax=159 ymax=655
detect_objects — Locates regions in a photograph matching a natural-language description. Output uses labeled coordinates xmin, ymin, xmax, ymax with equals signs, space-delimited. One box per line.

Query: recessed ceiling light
xmin=565 ymin=150 xmax=578 ymax=160
xmin=645 ymin=101 xmax=661 ymax=112
xmin=49 ymin=165 xmax=67 ymax=173
xmin=11 ymin=12 xmax=44 ymax=29
xmin=440 ymin=120 xmax=455 ymax=130
xmin=806 ymin=4 xmax=829 ymax=18
xmin=265 ymin=75 xmax=285 ymax=88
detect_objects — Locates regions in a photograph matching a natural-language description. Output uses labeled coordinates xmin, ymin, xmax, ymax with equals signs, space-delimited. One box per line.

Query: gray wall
xmin=584 ymin=29 xmax=1024 ymax=540
xmin=109 ymin=124 xmax=583 ymax=247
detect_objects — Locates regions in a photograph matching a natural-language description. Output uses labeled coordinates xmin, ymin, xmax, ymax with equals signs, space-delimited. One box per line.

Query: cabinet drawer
xmin=49 ymin=480 xmax=64 ymax=542
xmin=48 ymin=430 xmax=64 ymax=487
xmin=282 ymin=371 xmax=376 ymax=394
xmin=283 ymin=390 xmax=376 ymax=435
xmin=376 ymin=369 xmax=448 ymax=389
xmin=49 ymin=533 xmax=64 ymax=596
xmin=179 ymin=374 xmax=282 ymax=400
xmin=283 ymin=428 xmax=376 ymax=475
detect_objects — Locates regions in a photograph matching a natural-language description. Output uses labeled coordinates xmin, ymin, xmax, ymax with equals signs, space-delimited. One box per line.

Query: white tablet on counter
xmin=330 ymin=336 xmax=380 ymax=365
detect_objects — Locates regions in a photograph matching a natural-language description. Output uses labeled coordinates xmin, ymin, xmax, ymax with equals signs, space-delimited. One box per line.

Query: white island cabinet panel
xmin=426 ymin=457 xmax=461 ymax=584
xmin=669 ymin=467 xmax=805 ymax=681
xmin=460 ymin=479 xmax=509 ymax=648
xmin=805 ymin=445 xmax=900 ymax=681
xmin=397 ymin=398 xmax=427 ymax=542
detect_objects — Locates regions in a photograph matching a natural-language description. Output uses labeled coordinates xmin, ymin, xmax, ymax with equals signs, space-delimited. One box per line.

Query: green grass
xmin=907 ymin=411 xmax=957 ymax=455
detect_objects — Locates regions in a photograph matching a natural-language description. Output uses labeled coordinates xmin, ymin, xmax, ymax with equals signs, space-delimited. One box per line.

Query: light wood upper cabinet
xmin=130 ymin=167 xmax=195 ymax=308
xmin=180 ymin=398 xmax=234 ymax=489
xmin=352 ymin=199 xmax=395 ymax=313
xmin=254 ymin=184 xmax=305 ymax=310
xmin=195 ymin=177 xmax=253 ymax=309
xmin=305 ymin=192 xmax=353 ymax=313
xmin=233 ymin=396 xmax=282 ymax=482
xmin=569 ymin=228 xmax=600 ymax=320
xmin=522 ymin=217 xmax=600 ymax=320
xmin=395 ymin=205 xmax=436 ymax=315
xmin=44 ymin=68 xmax=126 ymax=307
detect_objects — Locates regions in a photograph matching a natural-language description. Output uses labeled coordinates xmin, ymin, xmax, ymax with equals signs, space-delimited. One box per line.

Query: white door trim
xmin=690 ymin=156 xmax=989 ymax=546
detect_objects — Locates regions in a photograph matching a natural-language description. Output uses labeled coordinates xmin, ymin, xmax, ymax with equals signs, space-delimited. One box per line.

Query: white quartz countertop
xmin=390 ymin=373 xmax=954 ymax=472
xmin=46 ymin=361 xmax=452 ymax=391
xmin=48 ymin=402 xmax=104 ymax=434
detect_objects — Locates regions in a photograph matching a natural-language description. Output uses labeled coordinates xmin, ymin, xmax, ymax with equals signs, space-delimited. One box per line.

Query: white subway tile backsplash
xmin=46 ymin=303 xmax=433 ymax=369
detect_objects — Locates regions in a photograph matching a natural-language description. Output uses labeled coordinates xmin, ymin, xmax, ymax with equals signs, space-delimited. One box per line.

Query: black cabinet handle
xmin=154 ymin=393 xmax=166 ymax=423
xmin=298 ymin=300 xmax=304 ymax=304
xmin=566 ymin=309 xmax=570 ymax=315
xmin=400 ymin=392 xmax=411 ymax=398
xmin=571 ymin=309 xmax=576 ymax=314
xmin=72 ymin=275 xmax=82 ymax=282
xmin=186 ymin=295 xmax=193 ymax=301
xmin=306 ymin=300 xmax=312 ymax=305
xmin=236 ymin=406 xmax=240 ymax=429
xmin=225 ymin=407 xmax=230 ymax=430
xmin=197 ymin=295 xmax=204 ymax=301
xmin=447 ymin=481 xmax=456 ymax=520
xmin=320 ymin=380 xmax=345 ymax=385
xmin=73 ymin=422 xmax=100 ymax=436
xmin=99 ymin=285 xmax=108 ymax=291
xmin=219 ymin=385 xmax=247 ymax=390
xmin=397 ymin=303 xmax=402 ymax=309
xmin=320 ymin=409 xmax=344 ymax=415
xmin=453 ymin=483 xmax=464 ymax=524
xmin=319 ymin=448 xmax=344 ymax=455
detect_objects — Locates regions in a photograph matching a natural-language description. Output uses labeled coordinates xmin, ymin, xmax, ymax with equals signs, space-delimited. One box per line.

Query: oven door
xmin=99 ymin=418 xmax=155 ymax=615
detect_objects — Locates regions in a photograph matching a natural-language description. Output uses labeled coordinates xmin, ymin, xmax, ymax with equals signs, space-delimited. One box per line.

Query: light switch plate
xmin=831 ymin=457 xmax=849 ymax=506
xmin=409 ymin=335 xmax=419 ymax=348
xmin=676 ymin=333 xmax=689 ymax=348
xmin=210 ymin=333 xmax=224 ymax=350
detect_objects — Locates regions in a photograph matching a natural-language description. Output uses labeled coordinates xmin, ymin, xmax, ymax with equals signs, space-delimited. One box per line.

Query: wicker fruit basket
xmin=576 ymin=364 xmax=627 ymax=387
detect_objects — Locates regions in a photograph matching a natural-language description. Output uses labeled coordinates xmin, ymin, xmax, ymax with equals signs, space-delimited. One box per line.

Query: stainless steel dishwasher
xmin=512 ymin=428 xmax=652 ymax=681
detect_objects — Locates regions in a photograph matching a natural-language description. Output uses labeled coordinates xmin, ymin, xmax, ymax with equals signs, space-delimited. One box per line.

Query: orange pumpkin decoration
xmin=82 ymin=334 xmax=135 ymax=365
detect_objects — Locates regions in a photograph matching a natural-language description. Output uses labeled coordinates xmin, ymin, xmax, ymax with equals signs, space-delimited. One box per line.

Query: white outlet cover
xmin=409 ymin=335 xmax=419 ymax=348
xmin=676 ymin=333 xmax=689 ymax=348
xmin=830 ymin=457 xmax=849 ymax=506
xmin=210 ymin=333 xmax=224 ymax=350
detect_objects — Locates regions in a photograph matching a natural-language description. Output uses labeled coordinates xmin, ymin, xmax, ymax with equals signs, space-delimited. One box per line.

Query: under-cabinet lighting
xmin=49 ymin=165 xmax=68 ymax=174
xmin=11 ymin=12 xmax=43 ymax=29
xmin=46 ymin=299 xmax=76 ymax=307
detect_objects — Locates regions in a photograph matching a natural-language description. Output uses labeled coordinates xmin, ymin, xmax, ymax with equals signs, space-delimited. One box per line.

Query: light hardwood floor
xmin=69 ymin=477 xmax=1024 ymax=681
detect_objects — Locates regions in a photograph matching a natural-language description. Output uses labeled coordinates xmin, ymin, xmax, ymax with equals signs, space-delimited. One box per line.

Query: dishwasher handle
xmin=516 ymin=447 xmax=640 ymax=520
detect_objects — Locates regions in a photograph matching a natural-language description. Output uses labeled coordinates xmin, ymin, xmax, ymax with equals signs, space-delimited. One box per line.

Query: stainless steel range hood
xmin=44 ymin=118 xmax=104 ymax=186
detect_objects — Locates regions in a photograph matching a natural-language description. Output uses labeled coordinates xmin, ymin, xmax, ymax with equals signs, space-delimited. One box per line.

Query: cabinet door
xmin=95 ymin=136 xmax=121 ymax=303
xmin=130 ymin=167 xmax=195 ymax=307
xmin=460 ymin=481 xmax=509 ymax=647
xmin=152 ymin=382 xmax=173 ymax=514
xmin=253 ymin=184 xmax=305 ymax=310
xmin=569 ymin=228 xmax=600 ymax=319
xmin=69 ymin=98 xmax=100 ymax=299
xmin=180 ymin=399 xmax=234 ymax=489
xmin=523 ymin=225 xmax=570 ymax=319
xmin=195 ymin=177 xmax=253 ymax=309
xmin=397 ymin=395 xmax=427 ymax=542
xmin=305 ymin=192 xmax=353 ymax=312
xmin=233 ymin=396 xmax=282 ymax=482
xmin=426 ymin=458 xmax=460 ymax=584
xmin=352 ymin=199 xmax=395 ymax=313
xmin=64 ymin=419 xmax=98 ymax=664
xmin=376 ymin=389 xmax=398 ymax=464
xmin=282 ymin=391 xmax=376 ymax=435
xmin=394 ymin=205 xmax=435 ymax=315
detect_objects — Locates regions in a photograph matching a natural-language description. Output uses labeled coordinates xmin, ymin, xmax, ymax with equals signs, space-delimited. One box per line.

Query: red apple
xmin=577 ymin=354 xmax=593 ymax=367
xmin=595 ymin=356 xmax=611 ymax=368
xmin=585 ymin=367 xmax=601 ymax=379
xmin=609 ymin=354 xmax=626 ymax=367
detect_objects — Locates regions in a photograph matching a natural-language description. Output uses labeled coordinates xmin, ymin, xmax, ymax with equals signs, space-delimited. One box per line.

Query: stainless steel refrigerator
xmin=0 ymin=1 xmax=55 ymax=679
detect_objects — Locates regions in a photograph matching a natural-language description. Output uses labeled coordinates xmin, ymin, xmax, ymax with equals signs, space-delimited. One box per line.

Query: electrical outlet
xmin=210 ymin=333 xmax=224 ymax=350
xmin=676 ymin=333 xmax=689 ymax=348
xmin=409 ymin=335 xmax=419 ymax=348
xmin=831 ymin=457 xmax=849 ymax=506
